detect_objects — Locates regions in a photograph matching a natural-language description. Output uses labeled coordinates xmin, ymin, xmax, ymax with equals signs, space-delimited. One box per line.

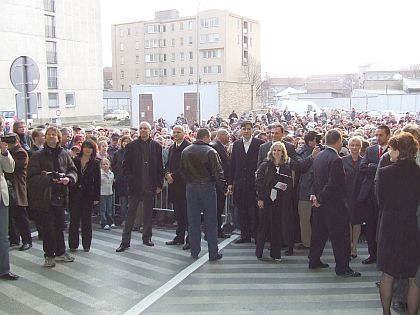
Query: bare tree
xmin=239 ymin=56 xmax=262 ymax=110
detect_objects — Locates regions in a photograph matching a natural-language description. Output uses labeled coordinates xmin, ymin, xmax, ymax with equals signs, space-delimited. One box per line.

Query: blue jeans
xmin=0 ymin=201 xmax=10 ymax=275
xmin=100 ymin=195 xmax=114 ymax=226
xmin=186 ymin=183 xmax=219 ymax=259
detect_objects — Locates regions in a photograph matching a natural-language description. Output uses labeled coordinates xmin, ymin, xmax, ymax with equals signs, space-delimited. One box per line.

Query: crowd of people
xmin=0 ymin=107 xmax=419 ymax=315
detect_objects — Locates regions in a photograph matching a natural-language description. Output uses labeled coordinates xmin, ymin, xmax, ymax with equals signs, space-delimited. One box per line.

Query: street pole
xmin=196 ymin=0 xmax=203 ymax=125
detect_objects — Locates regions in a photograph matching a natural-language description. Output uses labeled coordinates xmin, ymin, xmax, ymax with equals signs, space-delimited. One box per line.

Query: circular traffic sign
xmin=9 ymin=56 xmax=40 ymax=93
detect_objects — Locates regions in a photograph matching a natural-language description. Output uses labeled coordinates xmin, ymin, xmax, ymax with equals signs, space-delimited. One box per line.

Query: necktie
xmin=379 ymin=146 xmax=383 ymax=157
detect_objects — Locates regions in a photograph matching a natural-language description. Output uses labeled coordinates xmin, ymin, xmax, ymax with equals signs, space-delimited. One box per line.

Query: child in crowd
xmin=100 ymin=158 xmax=115 ymax=230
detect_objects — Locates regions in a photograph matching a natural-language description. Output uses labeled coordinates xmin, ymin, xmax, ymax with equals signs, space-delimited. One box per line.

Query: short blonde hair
xmin=267 ymin=141 xmax=288 ymax=165
xmin=348 ymin=136 xmax=363 ymax=147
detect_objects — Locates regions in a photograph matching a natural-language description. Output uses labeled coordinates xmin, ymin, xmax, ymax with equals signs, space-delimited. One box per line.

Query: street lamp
xmin=196 ymin=0 xmax=203 ymax=125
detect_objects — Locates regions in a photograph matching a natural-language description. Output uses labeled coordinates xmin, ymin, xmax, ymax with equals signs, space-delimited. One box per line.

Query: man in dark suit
xmin=309 ymin=129 xmax=361 ymax=277
xmin=211 ymin=128 xmax=230 ymax=238
xmin=228 ymin=121 xmax=264 ymax=243
xmin=164 ymin=125 xmax=190 ymax=248
xmin=116 ymin=121 xmax=164 ymax=252
xmin=358 ymin=125 xmax=390 ymax=264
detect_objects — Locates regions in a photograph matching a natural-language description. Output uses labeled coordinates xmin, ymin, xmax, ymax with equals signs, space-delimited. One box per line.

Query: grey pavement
xmin=2 ymin=225 xmax=382 ymax=314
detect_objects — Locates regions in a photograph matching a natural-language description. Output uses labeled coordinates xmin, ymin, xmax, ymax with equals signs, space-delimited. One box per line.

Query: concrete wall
xmin=218 ymin=81 xmax=253 ymax=118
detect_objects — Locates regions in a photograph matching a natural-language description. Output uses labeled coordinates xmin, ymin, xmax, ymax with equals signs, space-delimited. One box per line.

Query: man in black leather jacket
xmin=181 ymin=128 xmax=224 ymax=261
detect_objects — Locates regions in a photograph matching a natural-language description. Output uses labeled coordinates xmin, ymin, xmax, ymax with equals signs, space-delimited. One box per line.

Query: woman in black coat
xmin=376 ymin=132 xmax=420 ymax=315
xmin=68 ymin=139 xmax=100 ymax=252
xmin=255 ymin=141 xmax=293 ymax=260
xmin=342 ymin=136 xmax=363 ymax=258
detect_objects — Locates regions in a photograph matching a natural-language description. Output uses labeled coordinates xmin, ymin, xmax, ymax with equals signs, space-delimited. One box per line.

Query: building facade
xmin=0 ymin=0 xmax=103 ymax=124
xmin=112 ymin=9 xmax=260 ymax=91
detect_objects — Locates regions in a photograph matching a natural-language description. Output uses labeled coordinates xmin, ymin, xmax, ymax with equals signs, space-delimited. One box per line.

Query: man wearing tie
xmin=228 ymin=121 xmax=264 ymax=243
xmin=309 ymin=129 xmax=361 ymax=277
xmin=164 ymin=125 xmax=190 ymax=248
xmin=358 ymin=125 xmax=390 ymax=265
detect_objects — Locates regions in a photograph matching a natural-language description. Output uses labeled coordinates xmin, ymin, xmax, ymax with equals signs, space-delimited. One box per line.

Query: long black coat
xmin=6 ymin=144 xmax=28 ymax=206
xmin=211 ymin=140 xmax=230 ymax=191
xmin=255 ymin=160 xmax=293 ymax=245
xmin=69 ymin=156 xmax=100 ymax=202
xmin=164 ymin=140 xmax=190 ymax=202
xmin=342 ymin=155 xmax=363 ymax=224
xmin=376 ymin=160 xmax=420 ymax=278
xmin=229 ymin=137 xmax=264 ymax=205
xmin=112 ymin=147 xmax=128 ymax=196
xmin=122 ymin=138 xmax=163 ymax=196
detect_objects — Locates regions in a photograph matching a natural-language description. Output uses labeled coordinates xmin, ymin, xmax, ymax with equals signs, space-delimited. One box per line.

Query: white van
xmin=276 ymin=100 xmax=322 ymax=117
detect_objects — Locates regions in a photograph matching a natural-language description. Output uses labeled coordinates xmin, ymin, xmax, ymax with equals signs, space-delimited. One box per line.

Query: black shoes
xmin=209 ymin=253 xmax=223 ymax=261
xmin=391 ymin=302 xmax=408 ymax=314
xmin=19 ymin=243 xmax=32 ymax=251
xmin=0 ymin=272 xmax=19 ymax=280
xmin=337 ymin=269 xmax=362 ymax=277
xmin=234 ymin=238 xmax=251 ymax=244
xmin=309 ymin=261 xmax=330 ymax=269
xmin=362 ymin=256 xmax=376 ymax=264
xmin=143 ymin=240 xmax=154 ymax=247
xmin=116 ymin=243 xmax=130 ymax=252
xmin=165 ymin=239 xmax=184 ymax=245
xmin=218 ymin=232 xmax=229 ymax=239
xmin=182 ymin=243 xmax=191 ymax=250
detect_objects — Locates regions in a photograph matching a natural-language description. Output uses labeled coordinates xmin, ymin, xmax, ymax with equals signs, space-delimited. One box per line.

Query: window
xmin=188 ymin=21 xmax=193 ymax=30
xmin=46 ymin=41 xmax=57 ymax=64
xmin=120 ymin=43 xmax=124 ymax=51
xmin=44 ymin=0 xmax=55 ymax=12
xmin=160 ymin=25 xmax=166 ymax=32
xmin=202 ymin=49 xmax=222 ymax=58
xmin=203 ymin=65 xmax=222 ymax=74
xmin=119 ymin=29 xmax=124 ymax=37
xmin=65 ymin=93 xmax=75 ymax=107
xmin=145 ymin=69 xmax=151 ymax=77
xmin=120 ymin=70 xmax=124 ymax=79
xmin=189 ymin=51 xmax=193 ymax=60
xmin=200 ymin=17 xmax=219 ymax=28
xmin=136 ymin=69 xmax=140 ymax=78
xmin=145 ymin=24 xmax=159 ymax=33
xmin=171 ymin=23 xmax=175 ymax=31
xmin=188 ymin=36 xmax=193 ymax=45
xmin=37 ymin=92 xmax=42 ymax=108
xmin=179 ymin=22 xmax=184 ymax=31
xmin=171 ymin=53 xmax=175 ymax=62
xmin=120 ymin=56 xmax=124 ymax=65
xmin=180 ymin=67 xmax=185 ymax=75
xmin=189 ymin=67 xmax=194 ymax=75
xmin=134 ymin=26 xmax=139 ymax=36
xmin=135 ymin=41 xmax=140 ymax=50
xmin=171 ymin=38 xmax=175 ymax=46
xmin=160 ymin=54 xmax=167 ymax=62
xmin=161 ymin=69 xmax=167 ymax=77
xmin=159 ymin=39 xmax=166 ymax=47
xmin=48 ymin=93 xmax=58 ymax=108
xmin=136 ymin=55 xmax=140 ymax=63
xmin=127 ymin=27 xmax=131 ymax=36
xmin=199 ymin=33 xmax=219 ymax=44
xmin=180 ymin=52 xmax=184 ymax=61
xmin=45 ymin=15 xmax=55 ymax=38
xmin=172 ymin=68 xmax=176 ymax=76
xmin=180 ymin=37 xmax=184 ymax=46
xmin=47 ymin=67 xmax=57 ymax=89
xmin=145 ymin=54 xmax=158 ymax=63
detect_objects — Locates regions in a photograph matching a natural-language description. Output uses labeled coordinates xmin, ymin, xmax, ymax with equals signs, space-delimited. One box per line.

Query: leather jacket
xmin=181 ymin=140 xmax=224 ymax=184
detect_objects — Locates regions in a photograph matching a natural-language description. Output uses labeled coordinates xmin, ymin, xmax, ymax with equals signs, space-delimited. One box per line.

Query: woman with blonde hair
xmin=255 ymin=141 xmax=293 ymax=260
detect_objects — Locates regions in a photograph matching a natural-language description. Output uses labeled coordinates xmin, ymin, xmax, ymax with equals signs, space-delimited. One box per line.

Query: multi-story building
xmin=111 ymin=9 xmax=260 ymax=90
xmin=0 ymin=0 xmax=103 ymax=124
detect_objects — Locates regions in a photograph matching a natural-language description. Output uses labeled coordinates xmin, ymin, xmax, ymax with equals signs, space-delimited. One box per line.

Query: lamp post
xmin=196 ymin=0 xmax=203 ymax=125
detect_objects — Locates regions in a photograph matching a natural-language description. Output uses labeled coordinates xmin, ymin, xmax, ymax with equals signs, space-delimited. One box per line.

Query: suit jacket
xmin=313 ymin=147 xmax=346 ymax=206
xmin=5 ymin=144 xmax=28 ymax=206
xmin=0 ymin=151 xmax=15 ymax=206
xmin=69 ymin=157 xmax=100 ymax=202
xmin=165 ymin=139 xmax=190 ymax=202
xmin=359 ymin=144 xmax=388 ymax=200
xmin=229 ymin=137 xmax=264 ymax=204
xmin=122 ymin=137 xmax=163 ymax=196
xmin=211 ymin=140 xmax=230 ymax=183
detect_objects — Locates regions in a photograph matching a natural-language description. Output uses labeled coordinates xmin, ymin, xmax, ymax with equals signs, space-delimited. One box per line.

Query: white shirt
xmin=326 ymin=145 xmax=339 ymax=156
xmin=242 ymin=137 xmax=252 ymax=154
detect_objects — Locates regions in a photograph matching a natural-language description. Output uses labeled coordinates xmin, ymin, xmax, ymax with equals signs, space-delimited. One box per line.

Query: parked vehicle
xmin=104 ymin=110 xmax=130 ymax=121
xmin=0 ymin=109 xmax=33 ymax=128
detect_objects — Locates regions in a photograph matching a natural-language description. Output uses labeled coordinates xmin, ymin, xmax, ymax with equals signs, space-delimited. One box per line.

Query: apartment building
xmin=0 ymin=0 xmax=103 ymax=123
xmin=111 ymin=9 xmax=260 ymax=90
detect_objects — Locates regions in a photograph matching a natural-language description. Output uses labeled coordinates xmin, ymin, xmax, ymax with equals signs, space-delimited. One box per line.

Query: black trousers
xmin=41 ymin=205 xmax=66 ymax=257
xmin=255 ymin=201 xmax=282 ymax=259
xmin=173 ymin=197 xmax=188 ymax=242
xmin=8 ymin=205 xmax=32 ymax=245
xmin=68 ymin=193 xmax=93 ymax=250
xmin=237 ymin=197 xmax=257 ymax=240
xmin=122 ymin=194 xmax=153 ymax=245
xmin=309 ymin=205 xmax=351 ymax=274
xmin=363 ymin=194 xmax=378 ymax=259
xmin=216 ymin=190 xmax=226 ymax=233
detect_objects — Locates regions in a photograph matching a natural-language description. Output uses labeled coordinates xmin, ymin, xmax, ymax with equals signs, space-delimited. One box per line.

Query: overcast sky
xmin=101 ymin=0 xmax=420 ymax=77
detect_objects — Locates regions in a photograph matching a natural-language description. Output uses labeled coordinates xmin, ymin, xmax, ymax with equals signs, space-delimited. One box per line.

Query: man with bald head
xmin=116 ymin=122 xmax=164 ymax=252
xmin=164 ymin=125 xmax=191 ymax=247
